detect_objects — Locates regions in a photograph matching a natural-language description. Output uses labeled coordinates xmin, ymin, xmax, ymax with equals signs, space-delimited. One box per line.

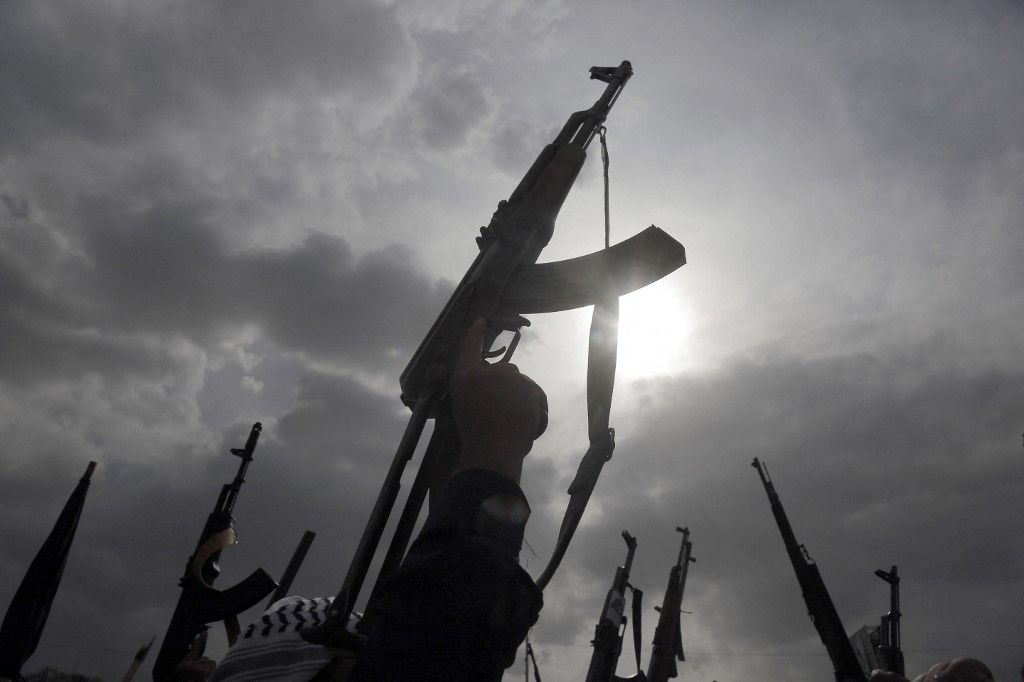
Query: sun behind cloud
xmin=616 ymin=277 xmax=694 ymax=380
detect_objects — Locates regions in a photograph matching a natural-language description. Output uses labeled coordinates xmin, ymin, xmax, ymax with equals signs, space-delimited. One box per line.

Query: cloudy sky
xmin=1 ymin=1 xmax=1022 ymax=680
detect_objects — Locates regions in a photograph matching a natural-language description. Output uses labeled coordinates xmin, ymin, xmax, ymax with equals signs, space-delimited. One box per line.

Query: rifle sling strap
xmin=535 ymin=286 xmax=619 ymax=591
xmin=224 ymin=615 xmax=241 ymax=647
xmin=535 ymin=127 xmax=622 ymax=591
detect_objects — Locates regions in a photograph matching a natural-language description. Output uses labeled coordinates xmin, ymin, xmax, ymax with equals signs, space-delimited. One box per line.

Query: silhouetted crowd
xmin=172 ymin=322 xmax=1003 ymax=682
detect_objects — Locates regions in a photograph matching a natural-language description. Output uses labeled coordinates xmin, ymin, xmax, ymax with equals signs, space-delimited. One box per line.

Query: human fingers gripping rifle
xmin=153 ymin=423 xmax=278 ymax=681
xmin=312 ymin=61 xmax=686 ymax=646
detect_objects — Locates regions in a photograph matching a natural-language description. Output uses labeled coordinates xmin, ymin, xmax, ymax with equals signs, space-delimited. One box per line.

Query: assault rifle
xmin=309 ymin=60 xmax=686 ymax=646
xmin=585 ymin=531 xmax=645 ymax=682
xmin=153 ymin=423 xmax=277 ymax=681
xmin=873 ymin=565 xmax=904 ymax=676
xmin=752 ymin=458 xmax=865 ymax=682
xmin=646 ymin=527 xmax=695 ymax=682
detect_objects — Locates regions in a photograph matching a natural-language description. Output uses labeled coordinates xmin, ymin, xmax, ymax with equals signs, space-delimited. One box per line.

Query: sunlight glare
xmin=616 ymin=277 xmax=692 ymax=378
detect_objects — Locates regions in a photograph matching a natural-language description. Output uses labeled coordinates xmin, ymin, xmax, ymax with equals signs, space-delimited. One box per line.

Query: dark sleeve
xmin=349 ymin=469 xmax=543 ymax=682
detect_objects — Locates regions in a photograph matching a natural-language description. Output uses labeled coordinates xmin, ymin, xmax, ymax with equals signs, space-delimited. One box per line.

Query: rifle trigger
xmin=481 ymin=328 xmax=522 ymax=363
xmin=499 ymin=328 xmax=522 ymax=362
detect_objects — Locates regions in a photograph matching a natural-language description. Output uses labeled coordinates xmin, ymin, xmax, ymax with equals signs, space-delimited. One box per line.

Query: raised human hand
xmin=173 ymin=631 xmax=217 ymax=682
xmin=449 ymin=318 xmax=548 ymax=483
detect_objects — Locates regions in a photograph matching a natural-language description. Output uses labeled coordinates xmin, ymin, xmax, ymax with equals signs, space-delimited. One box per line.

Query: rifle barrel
xmin=268 ymin=530 xmax=316 ymax=608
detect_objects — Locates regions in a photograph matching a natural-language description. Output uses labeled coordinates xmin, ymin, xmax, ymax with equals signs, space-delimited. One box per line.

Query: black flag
xmin=0 ymin=461 xmax=96 ymax=679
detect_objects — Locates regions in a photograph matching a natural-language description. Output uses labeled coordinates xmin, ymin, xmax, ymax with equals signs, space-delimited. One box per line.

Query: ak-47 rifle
xmin=751 ymin=458 xmax=866 ymax=682
xmin=308 ymin=61 xmax=686 ymax=647
xmin=874 ymin=565 xmax=904 ymax=676
xmin=153 ymin=423 xmax=278 ymax=681
xmin=585 ymin=531 xmax=645 ymax=682
xmin=646 ymin=527 xmax=695 ymax=682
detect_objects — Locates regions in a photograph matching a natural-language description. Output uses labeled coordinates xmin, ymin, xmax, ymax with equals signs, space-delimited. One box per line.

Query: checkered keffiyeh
xmin=208 ymin=597 xmax=334 ymax=682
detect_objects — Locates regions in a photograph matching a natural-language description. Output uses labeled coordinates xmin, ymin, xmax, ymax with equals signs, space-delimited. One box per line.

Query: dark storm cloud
xmin=0 ymin=368 xmax=412 ymax=672
xmin=523 ymin=348 xmax=1023 ymax=678
xmin=2 ymin=1 xmax=1022 ymax=680
xmin=0 ymin=186 xmax=449 ymax=384
xmin=673 ymin=0 xmax=1024 ymax=191
xmin=0 ymin=206 xmax=185 ymax=386
xmin=827 ymin=3 xmax=1024 ymax=181
xmin=275 ymin=371 xmax=407 ymax=462
xmin=2 ymin=194 xmax=30 ymax=219
xmin=0 ymin=1 xmax=414 ymax=154
xmin=386 ymin=0 xmax=571 ymax=158
xmin=413 ymin=69 xmax=493 ymax=151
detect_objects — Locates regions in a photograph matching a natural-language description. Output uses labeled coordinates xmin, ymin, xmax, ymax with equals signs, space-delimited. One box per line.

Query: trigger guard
xmin=482 ymin=345 xmax=507 ymax=360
